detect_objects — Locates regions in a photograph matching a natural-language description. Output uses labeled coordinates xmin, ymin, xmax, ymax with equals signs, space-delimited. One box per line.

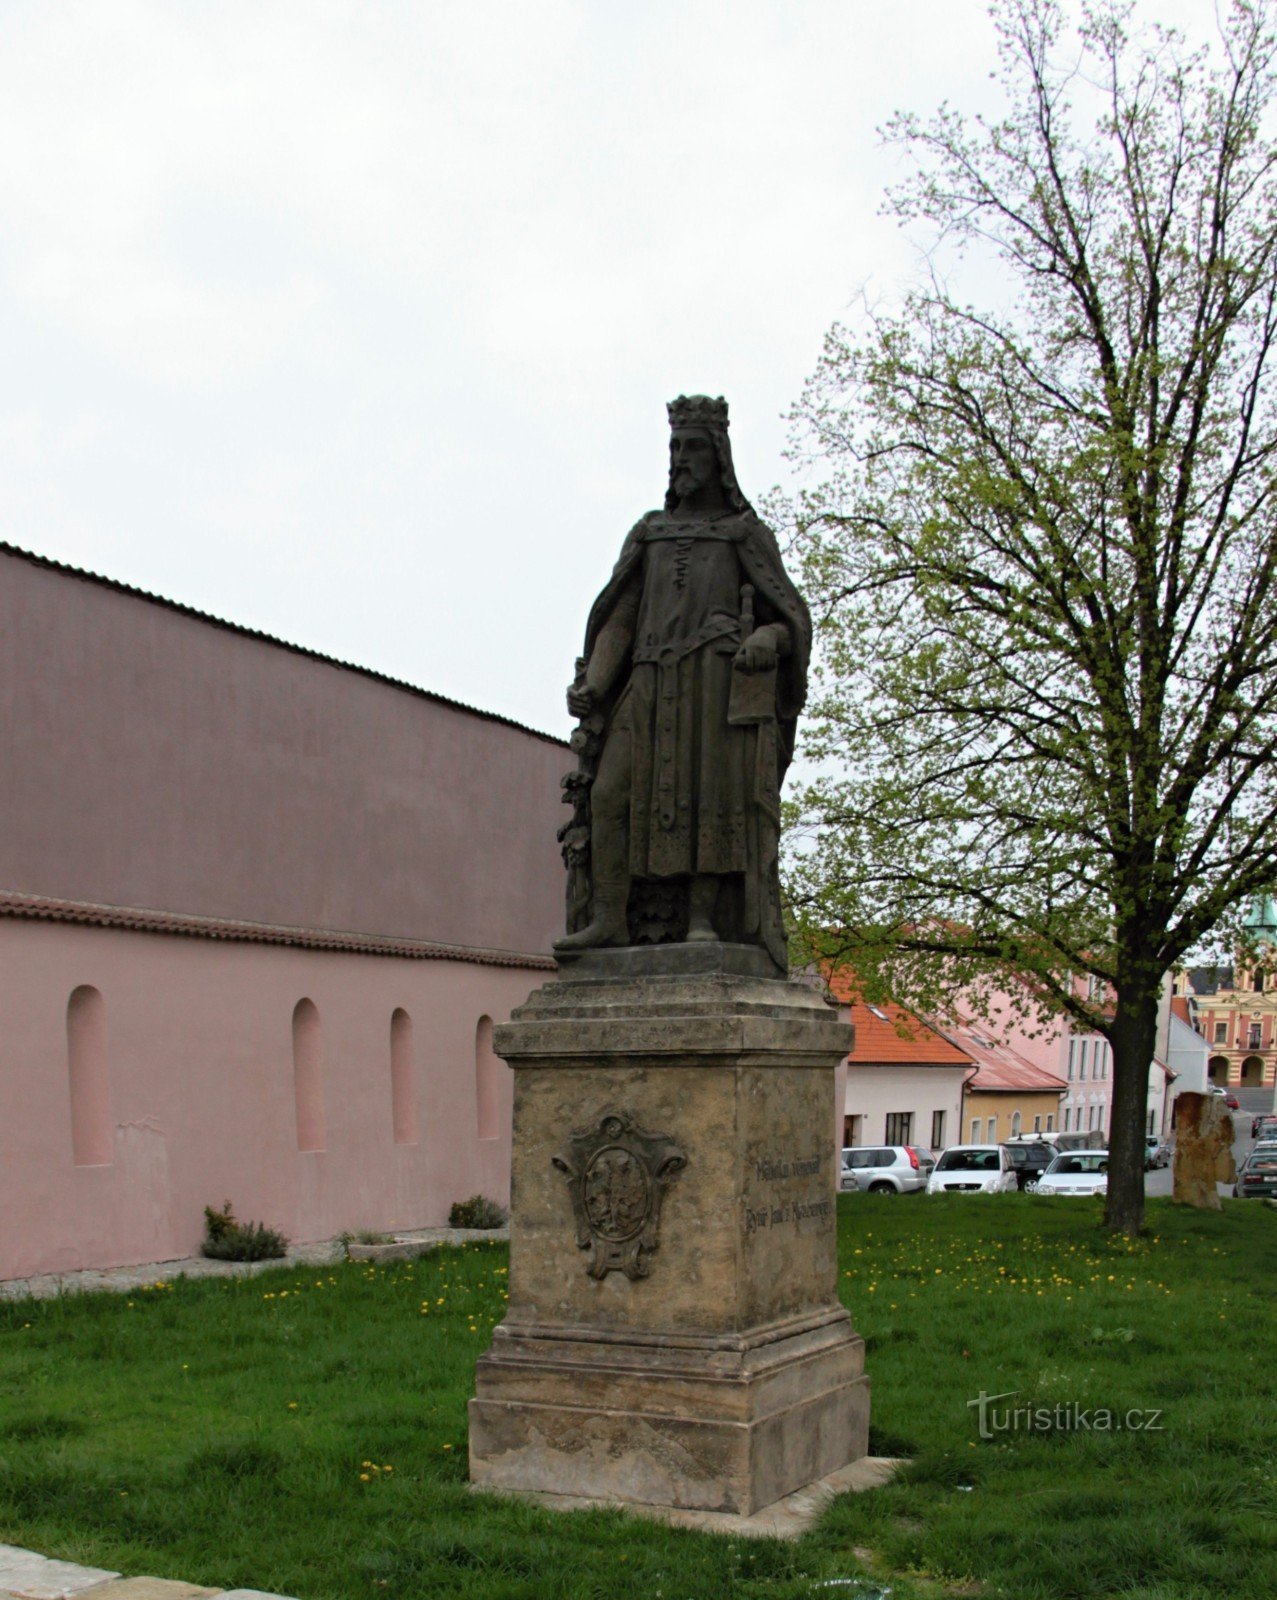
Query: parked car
xmin=1144 ymin=1135 xmax=1170 ymax=1169
xmin=1034 ymin=1150 xmax=1109 ymax=1196
xmin=1224 ymin=1092 xmax=1241 ymax=1111
xmin=1234 ymin=1148 xmax=1277 ymax=1198
xmin=926 ymin=1145 xmax=1017 ymax=1195
xmin=1252 ymin=1114 xmax=1277 ymax=1140
xmin=840 ymin=1146 xmax=930 ymax=1195
xmin=1004 ymin=1140 xmax=1055 ymax=1190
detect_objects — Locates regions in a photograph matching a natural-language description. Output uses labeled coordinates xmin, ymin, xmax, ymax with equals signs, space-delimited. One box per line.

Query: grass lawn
xmin=1 ymin=1197 xmax=1274 ymax=1600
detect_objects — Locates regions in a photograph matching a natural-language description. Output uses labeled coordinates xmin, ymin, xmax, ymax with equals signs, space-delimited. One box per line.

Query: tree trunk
xmin=1104 ymin=988 xmax=1159 ymax=1236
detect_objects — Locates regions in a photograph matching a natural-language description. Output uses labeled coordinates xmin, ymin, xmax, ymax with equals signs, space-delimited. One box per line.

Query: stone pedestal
xmin=468 ymin=945 xmax=869 ymax=1517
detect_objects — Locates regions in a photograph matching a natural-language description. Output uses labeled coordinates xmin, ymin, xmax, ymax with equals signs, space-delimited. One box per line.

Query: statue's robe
xmin=581 ymin=507 xmax=812 ymax=965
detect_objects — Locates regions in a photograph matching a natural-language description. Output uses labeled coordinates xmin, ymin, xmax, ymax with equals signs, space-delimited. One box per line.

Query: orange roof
xmin=942 ymin=1016 xmax=1068 ymax=1093
xmin=831 ymin=992 xmax=972 ymax=1068
xmin=826 ymin=968 xmax=1066 ymax=1083
xmin=1170 ymin=996 xmax=1193 ymax=1026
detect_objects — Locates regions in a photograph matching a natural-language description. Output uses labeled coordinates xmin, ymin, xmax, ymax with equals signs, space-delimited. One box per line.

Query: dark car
xmin=1235 ymin=1148 xmax=1277 ymax=1198
xmin=1252 ymin=1114 xmax=1277 ymax=1140
xmin=1004 ymin=1141 xmax=1054 ymax=1190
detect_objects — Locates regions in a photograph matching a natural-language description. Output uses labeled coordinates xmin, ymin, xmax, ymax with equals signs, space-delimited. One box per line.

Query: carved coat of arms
xmin=552 ymin=1111 xmax=687 ymax=1280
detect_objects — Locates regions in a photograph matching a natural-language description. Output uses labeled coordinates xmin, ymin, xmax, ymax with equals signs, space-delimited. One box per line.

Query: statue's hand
xmin=735 ymin=631 xmax=778 ymax=673
xmin=567 ymin=682 xmax=597 ymax=717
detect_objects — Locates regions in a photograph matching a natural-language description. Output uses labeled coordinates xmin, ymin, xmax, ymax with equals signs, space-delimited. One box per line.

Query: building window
xmin=931 ymin=1110 xmax=946 ymax=1149
xmin=475 ymin=1015 xmax=500 ymax=1140
xmin=970 ymin=1118 xmax=982 ymax=1142
xmin=1067 ymin=1039 xmax=1076 ymax=1080
xmin=1249 ymin=1022 xmax=1262 ymax=1049
xmin=844 ymin=1113 xmax=863 ymax=1147
xmin=1214 ymin=1021 xmax=1227 ymax=1043
xmin=1033 ymin=1114 xmax=1042 ymax=1133
xmin=67 ymin=985 xmax=112 ymax=1167
xmin=986 ymin=1114 xmax=998 ymax=1142
xmin=1011 ymin=1111 xmax=1022 ymax=1137
xmin=885 ymin=1111 xmax=913 ymax=1145
xmin=292 ymin=999 xmax=325 ymax=1152
xmin=1064 ymin=1108 xmax=1071 ymax=1131
xmin=390 ymin=1008 xmax=418 ymax=1145
xmin=1046 ymin=1114 xmax=1055 ymax=1131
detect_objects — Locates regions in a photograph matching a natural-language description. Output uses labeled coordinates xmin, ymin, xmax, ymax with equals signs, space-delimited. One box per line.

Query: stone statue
xmin=555 ymin=395 xmax=812 ymax=972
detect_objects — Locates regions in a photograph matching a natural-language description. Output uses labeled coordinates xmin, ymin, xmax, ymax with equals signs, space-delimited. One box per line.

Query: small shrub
xmin=201 ymin=1200 xmax=288 ymax=1262
xmin=448 ymin=1195 xmax=508 ymax=1229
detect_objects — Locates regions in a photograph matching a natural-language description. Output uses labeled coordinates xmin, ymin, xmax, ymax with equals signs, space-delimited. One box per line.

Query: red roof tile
xmin=826 ymin=976 xmax=972 ymax=1066
xmin=941 ymin=1016 xmax=1068 ymax=1092
xmin=825 ymin=968 xmax=1067 ymax=1083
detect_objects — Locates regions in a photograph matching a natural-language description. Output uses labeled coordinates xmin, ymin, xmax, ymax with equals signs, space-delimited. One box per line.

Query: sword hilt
xmin=739 ymin=583 xmax=755 ymax=644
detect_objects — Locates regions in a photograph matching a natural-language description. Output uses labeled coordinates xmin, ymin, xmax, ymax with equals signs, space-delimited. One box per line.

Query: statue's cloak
xmin=582 ymin=509 xmax=812 ymax=769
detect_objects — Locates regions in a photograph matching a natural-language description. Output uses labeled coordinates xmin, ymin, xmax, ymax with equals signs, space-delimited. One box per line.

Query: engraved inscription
xmin=756 ymin=1152 xmax=823 ymax=1183
xmin=553 ymin=1111 xmax=687 ymax=1280
xmin=744 ymin=1150 xmax=831 ymax=1235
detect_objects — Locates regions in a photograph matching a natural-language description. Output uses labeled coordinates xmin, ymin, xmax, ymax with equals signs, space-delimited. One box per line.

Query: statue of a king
xmin=555 ymin=395 xmax=812 ymax=973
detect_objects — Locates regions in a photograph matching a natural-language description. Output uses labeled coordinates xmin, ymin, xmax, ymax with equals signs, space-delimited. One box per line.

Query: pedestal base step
xmin=470 ymin=1454 xmax=901 ymax=1541
xmin=469 ymin=1319 xmax=870 ymax=1516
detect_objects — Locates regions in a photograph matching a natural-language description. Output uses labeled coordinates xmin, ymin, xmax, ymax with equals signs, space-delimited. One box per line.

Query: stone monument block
xmin=468 ymin=947 xmax=868 ymax=1516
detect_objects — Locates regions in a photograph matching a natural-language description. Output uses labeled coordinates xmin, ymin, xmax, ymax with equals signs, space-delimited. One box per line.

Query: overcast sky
xmin=0 ymin=0 xmax=1216 ymax=739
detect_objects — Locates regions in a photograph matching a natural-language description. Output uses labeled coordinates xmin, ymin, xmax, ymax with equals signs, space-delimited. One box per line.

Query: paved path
xmin=0 ymin=1545 xmax=293 ymax=1600
xmin=0 ymin=1228 xmax=508 ymax=1303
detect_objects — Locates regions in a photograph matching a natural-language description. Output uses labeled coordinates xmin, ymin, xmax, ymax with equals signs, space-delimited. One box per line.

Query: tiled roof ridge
xmin=0 ymin=890 xmax=557 ymax=970
xmin=0 ymin=540 xmax=568 ymax=751
xmin=942 ymin=1025 xmax=1068 ymax=1091
xmin=849 ymin=1001 xmax=972 ymax=1066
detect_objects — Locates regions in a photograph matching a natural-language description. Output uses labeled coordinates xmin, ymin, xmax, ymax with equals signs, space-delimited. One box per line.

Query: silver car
xmin=840 ymin=1145 xmax=931 ymax=1194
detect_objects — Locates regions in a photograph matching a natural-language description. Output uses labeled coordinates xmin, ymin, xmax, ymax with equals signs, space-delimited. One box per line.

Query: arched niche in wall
xmin=475 ymin=1015 xmax=500 ymax=1142
xmin=292 ymin=999 xmax=326 ymax=1152
xmin=390 ymin=1008 xmax=418 ymax=1145
xmin=67 ymin=984 xmax=112 ymax=1166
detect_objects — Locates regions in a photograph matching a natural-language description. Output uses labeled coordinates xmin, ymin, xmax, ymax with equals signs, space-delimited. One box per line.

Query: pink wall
xmin=980 ymin=988 xmax=1070 ymax=1077
xmin=0 ymin=918 xmax=532 ymax=1279
xmin=0 ymin=550 xmax=567 ymax=953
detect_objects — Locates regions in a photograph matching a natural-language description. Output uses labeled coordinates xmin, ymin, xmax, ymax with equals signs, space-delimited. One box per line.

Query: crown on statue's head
xmin=667 ymin=394 xmax=729 ymax=431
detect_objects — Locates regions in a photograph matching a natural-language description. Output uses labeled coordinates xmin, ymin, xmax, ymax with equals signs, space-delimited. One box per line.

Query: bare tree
xmin=786 ymin=0 xmax=1277 ymax=1233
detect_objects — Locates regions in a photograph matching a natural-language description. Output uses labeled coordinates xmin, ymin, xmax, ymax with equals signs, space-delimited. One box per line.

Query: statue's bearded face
xmin=669 ymin=427 xmax=718 ymax=500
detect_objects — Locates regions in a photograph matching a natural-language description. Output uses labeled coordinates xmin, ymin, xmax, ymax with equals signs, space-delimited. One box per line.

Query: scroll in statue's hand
xmin=734 ymin=631 xmax=778 ymax=673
